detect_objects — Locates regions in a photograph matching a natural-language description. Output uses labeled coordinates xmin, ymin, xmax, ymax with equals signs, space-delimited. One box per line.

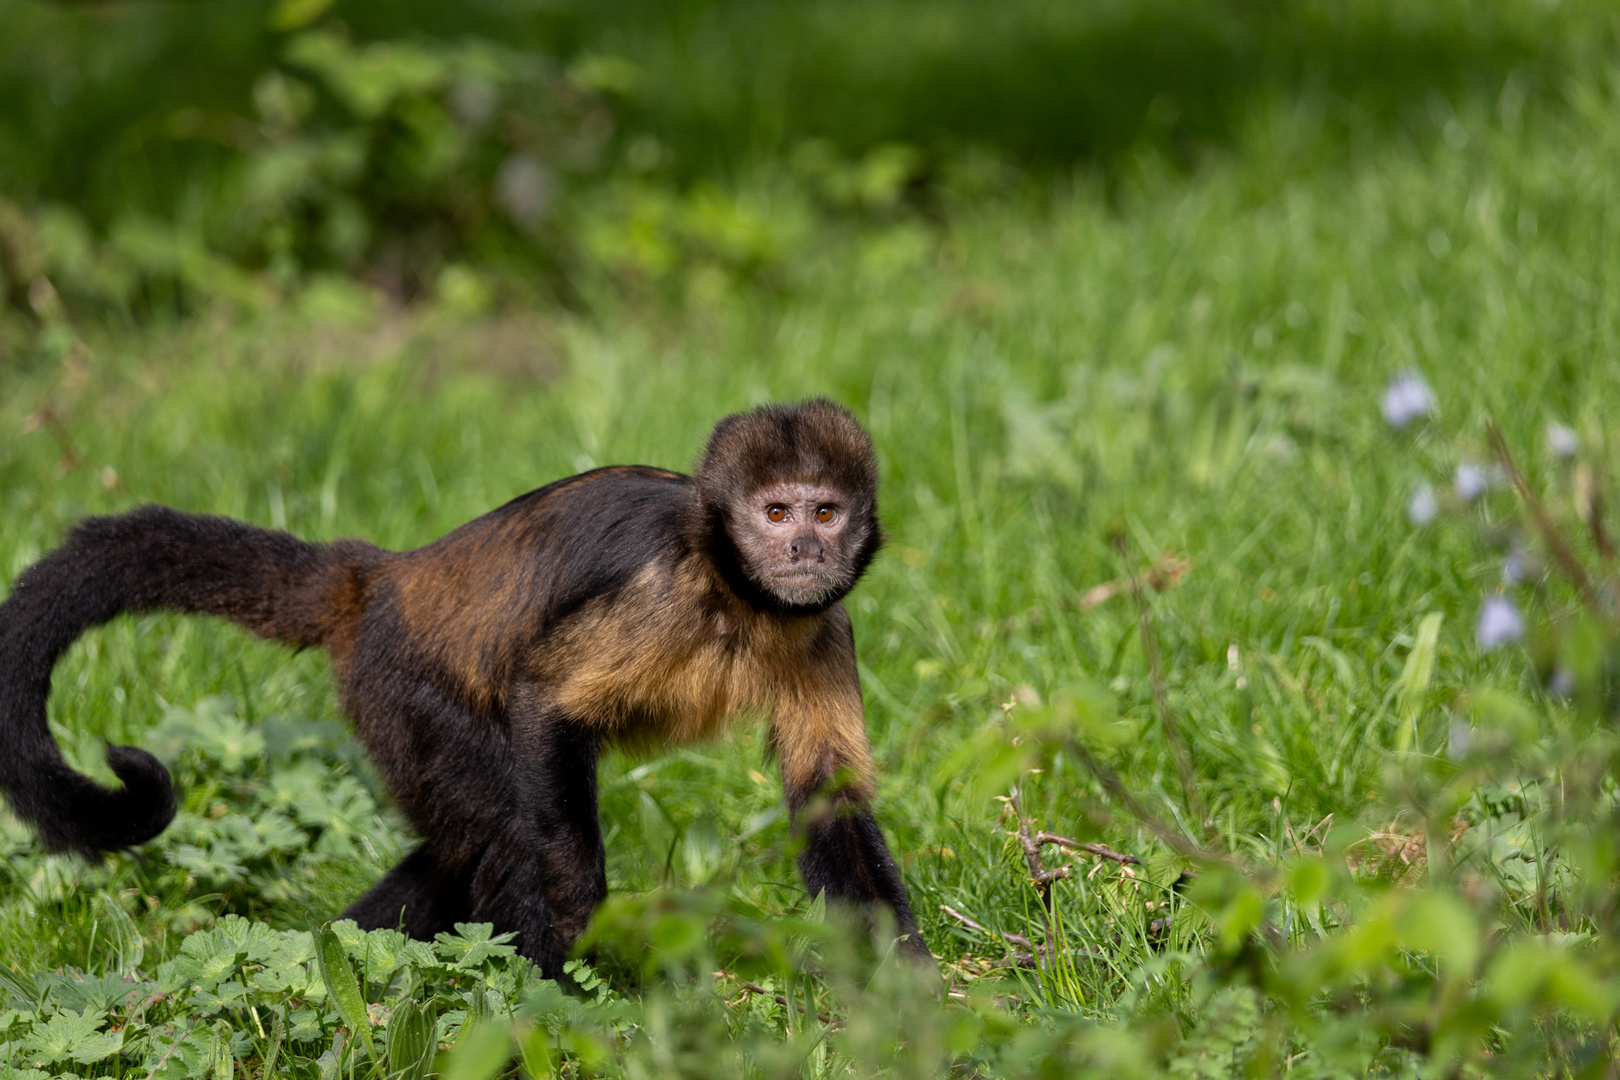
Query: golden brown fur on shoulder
xmin=530 ymin=552 xmax=872 ymax=796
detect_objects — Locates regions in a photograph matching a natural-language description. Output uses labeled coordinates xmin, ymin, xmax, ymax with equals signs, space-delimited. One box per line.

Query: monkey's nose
xmin=788 ymin=536 xmax=823 ymax=562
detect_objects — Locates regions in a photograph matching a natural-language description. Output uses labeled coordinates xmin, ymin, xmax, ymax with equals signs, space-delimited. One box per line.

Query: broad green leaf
xmin=516 ymin=1021 xmax=554 ymax=1079
xmin=961 ymin=739 xmax=1036 ymax=804
xmin=285 ymin=31 xmax=449 ymax=120
xmin=386 ymin=997 xmax=436 ymax=1080
xmin=211 ymin=1020 xmax=234 ymax=1080
xmin=314 ymin=923 xmax=376 ymax=1059
xmin=176 ymin=932 xmax=248 ymax=989
xmin=1486 ymin=940 xmax=1555 ymax=1010
xmin=435 ymin=924 xmax=518 ymax=969
xmin=357 ymin=927 xmax=410 ymax=982
xmin=560 ymin=1029 xmax=611 ymax=1071
xmin=1543 ymin=955 xmax=1620 ymax=1023
xmin=1287 ymin=857 xmax=1332 ymax=907
xmin=1396 ymin=891 xmax=1481 ymax=976
xmin=1214 ymin=887 xmax=1264 ymax=952
xmin=929 ymin=723 xmax=1017 ymax=797
xmin=1560 ymin=612 xmax=1608 ymax=685
xmin=317 ymin=1028 xmax=347 ymax=1080
xmin=464 ymin=988 xmax=494 ymax=1028
xmin=19 ymin=1008 xmax=122 ymax=1065
xmin=1487 ymin=940 xmax=1620 ymax=1023
xmin=651 ymin=911 xmax=705 ymax=960
xmin=1333 ymin=903 xmax=1398 ymax=974
xmin=1467 ymin=686 xmax=1539 ymax=738
xmin=173 ymin=842 xmax=249 ymax=885
xmin=567 ymin=54 xmax=642 ymax=97
xmin=1395 ymin=612 xmax=1443 ymax=750
xmin=437 ymin=1020 xmax=512 ymax=1080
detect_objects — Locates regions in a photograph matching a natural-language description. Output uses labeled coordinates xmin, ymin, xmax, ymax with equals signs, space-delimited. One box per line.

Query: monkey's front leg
xmin=774 ymin=700 xmax=932 ymax=965
xmin=476 ymin=691 xmax=607 ymax=975
xmin=790 ymin=781 xmax=932 ymax=964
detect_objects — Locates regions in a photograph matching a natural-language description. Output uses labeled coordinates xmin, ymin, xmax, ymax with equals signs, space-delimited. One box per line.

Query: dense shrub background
xmin=0 ymin=0 xmax=1606 ymax=316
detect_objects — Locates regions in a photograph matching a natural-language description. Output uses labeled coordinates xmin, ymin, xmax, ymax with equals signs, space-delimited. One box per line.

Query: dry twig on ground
xmin=716 ymin=971 xmax=834 ymax=1024
xmin=1075 ymin=551 xmax=1192 ymax=611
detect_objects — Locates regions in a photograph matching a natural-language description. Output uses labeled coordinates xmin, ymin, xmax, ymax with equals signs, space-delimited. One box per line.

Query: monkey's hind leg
xmin=343 ymin=845 xmax=471 ymax=940
xmin=470 ymin=701 xmax=607 ymax=976
xmin=467 ymin=834 xmax=567 ymax=973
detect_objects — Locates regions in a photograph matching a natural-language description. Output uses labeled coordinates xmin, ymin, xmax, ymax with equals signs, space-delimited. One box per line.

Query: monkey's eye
xmin=766 ymin=506 xmax=788 ymax=523
xmin=815 ymin=506 xmax=835 ymax=523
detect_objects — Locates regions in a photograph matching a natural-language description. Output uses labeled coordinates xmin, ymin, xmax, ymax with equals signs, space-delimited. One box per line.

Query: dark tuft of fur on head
xmin=696 ymin=398 xmax=879 ymax=510
xmin=694 ymin=399 xmax=883 ymax=612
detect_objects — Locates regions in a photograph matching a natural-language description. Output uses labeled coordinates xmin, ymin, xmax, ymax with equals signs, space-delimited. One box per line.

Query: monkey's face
xmin=732 ymin=481 xmax=872 ymax=609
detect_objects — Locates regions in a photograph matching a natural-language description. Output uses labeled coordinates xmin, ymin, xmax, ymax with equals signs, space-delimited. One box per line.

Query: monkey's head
xmin=695 ymin=398 xmax=883 ymax=614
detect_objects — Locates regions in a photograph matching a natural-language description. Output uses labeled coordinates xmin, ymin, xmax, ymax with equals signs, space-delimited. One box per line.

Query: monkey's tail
xmin=0 ymin=504 xmax=375 ymax=858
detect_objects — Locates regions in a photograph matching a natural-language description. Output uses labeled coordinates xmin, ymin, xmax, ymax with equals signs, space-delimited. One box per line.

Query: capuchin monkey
xmin=0 ymin=399 xmax=931 ymax=972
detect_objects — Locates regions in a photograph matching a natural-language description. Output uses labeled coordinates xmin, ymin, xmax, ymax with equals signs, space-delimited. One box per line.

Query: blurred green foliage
xmin=0 ymin=8 xmax=609 ymax=314
xmin=0 ymin=0 xmax=1599 ymax=199
xmin=576 ymin=0 xmax=1587 ymax=171
xmin=0 ymin=0 xmax=1611 ymax=321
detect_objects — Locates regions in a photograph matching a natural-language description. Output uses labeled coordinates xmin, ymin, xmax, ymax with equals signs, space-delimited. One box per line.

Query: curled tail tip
xmin=37 ymin=746 xmax=177 ymax=859
xmin=106 ymin=744 xmax=179 ymax=838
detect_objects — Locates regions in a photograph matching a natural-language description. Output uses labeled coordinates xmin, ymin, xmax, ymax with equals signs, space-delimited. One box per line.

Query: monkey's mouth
xmin=772 ymin=568 xmax=827 ymax=581
xmin=768 ymin=568 xmax=839 ymax=601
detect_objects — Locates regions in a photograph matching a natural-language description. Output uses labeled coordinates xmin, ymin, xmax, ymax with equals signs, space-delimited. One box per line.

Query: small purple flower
xmin=1549 ymin=667 xmax=1577 ymax=698
xmin=1476 ymin=595 xmax=1524 ymax=651
xmin=1448 ymin=719 xmax=1472 ymax=758
xmin=1382 ymin=370 xmax=1436 ymax=429
xmin=1407 ymin=482 xmax=1438 ymax=525
xmin=1547 ymin=422 xmax=1579 ymax=459
xmin=1454 ymin=462 xmax=1489 ymax=501
xmin=1502 ymin=549 xmax=1526 ymax=585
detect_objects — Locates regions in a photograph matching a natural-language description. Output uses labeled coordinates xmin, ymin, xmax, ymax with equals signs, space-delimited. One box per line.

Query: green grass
xmin=4 ymin=49 xmax=1620 ymax=1077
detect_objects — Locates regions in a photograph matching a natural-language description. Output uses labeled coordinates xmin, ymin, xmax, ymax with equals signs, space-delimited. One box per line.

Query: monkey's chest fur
xmin=540 ymin=564 xmax=815 ymax=746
